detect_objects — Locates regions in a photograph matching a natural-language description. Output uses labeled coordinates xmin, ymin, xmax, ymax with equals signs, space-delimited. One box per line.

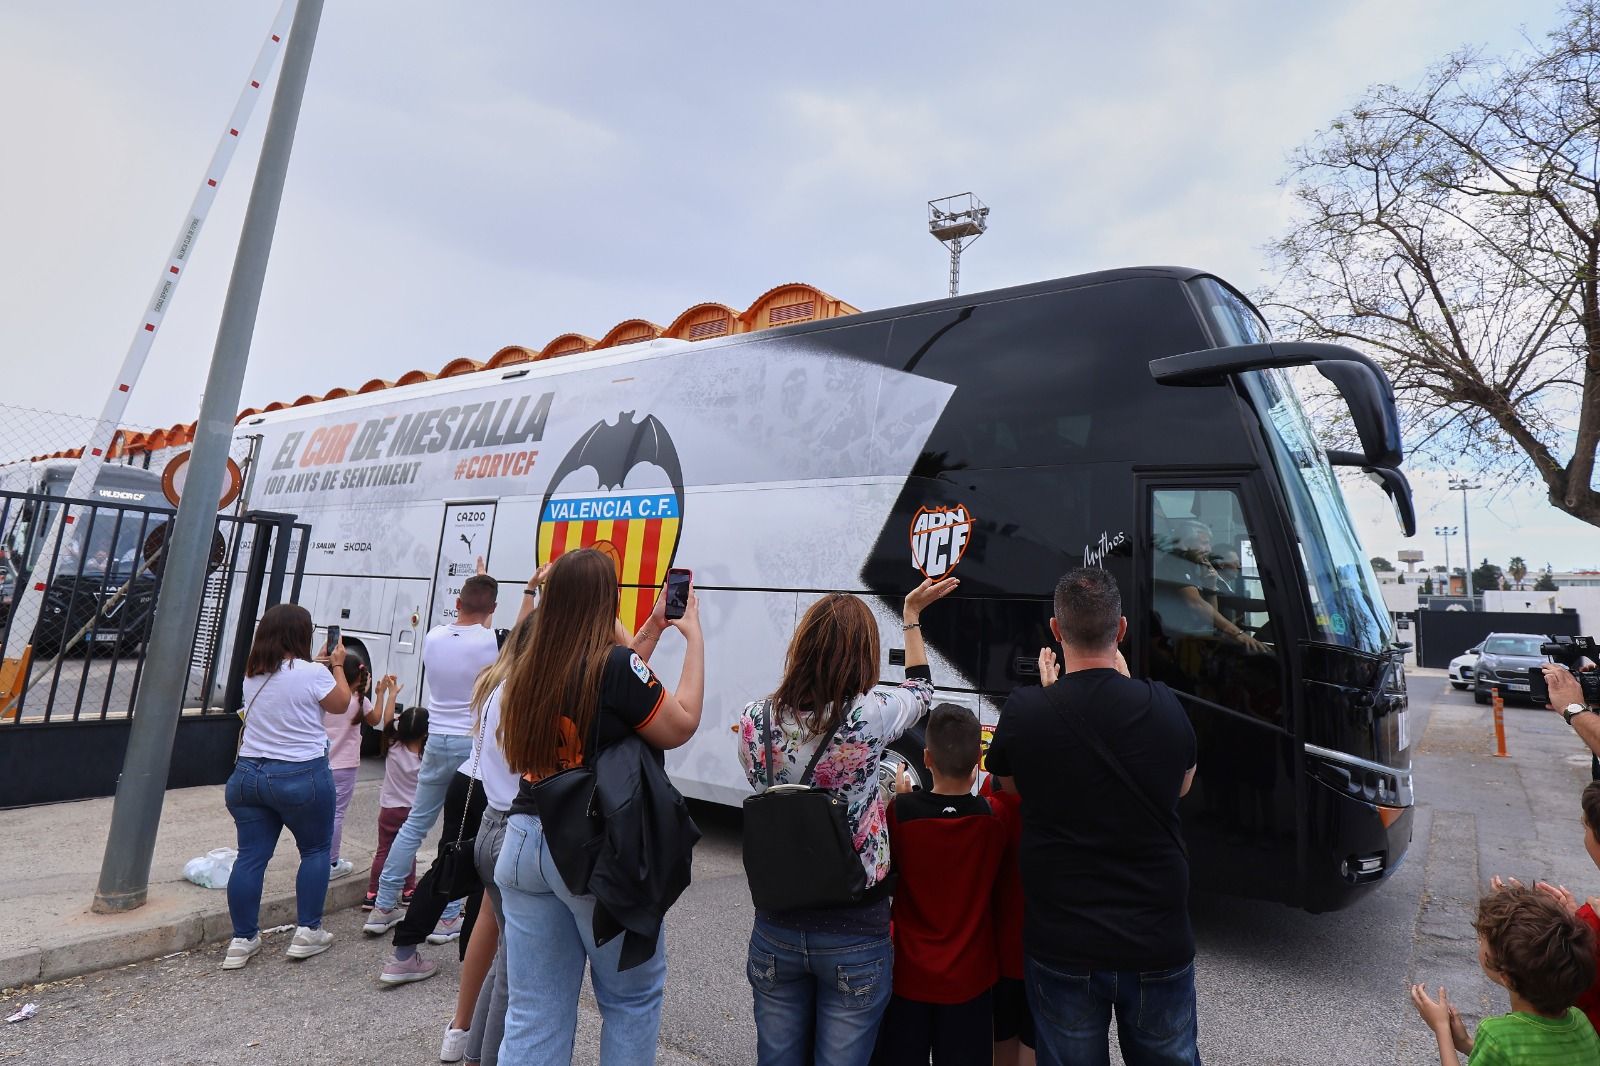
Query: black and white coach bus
xmin=230 ymin=266 xmax=1415 ymax=912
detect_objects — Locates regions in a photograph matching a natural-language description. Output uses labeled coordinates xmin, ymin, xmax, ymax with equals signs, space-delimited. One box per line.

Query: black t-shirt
xmin=509 ymin=646 xmax=666 ymax=817
xmin=984 ymin=668 xmax=1197 ymax=970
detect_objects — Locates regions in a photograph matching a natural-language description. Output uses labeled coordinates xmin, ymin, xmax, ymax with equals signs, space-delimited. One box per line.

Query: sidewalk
xmin=0 ymin=759 xmax=433 ymax=991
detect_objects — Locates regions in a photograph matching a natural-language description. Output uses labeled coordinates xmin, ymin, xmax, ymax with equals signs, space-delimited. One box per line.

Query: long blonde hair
xmin=472 ymin=612 xmax=537 ymax=729
xmin=499 ymin=549 xmax=619 ymax=777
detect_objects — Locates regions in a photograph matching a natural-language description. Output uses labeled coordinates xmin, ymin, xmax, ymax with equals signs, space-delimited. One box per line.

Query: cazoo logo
xmin=909 ymin=504 xmax=974 ymax=579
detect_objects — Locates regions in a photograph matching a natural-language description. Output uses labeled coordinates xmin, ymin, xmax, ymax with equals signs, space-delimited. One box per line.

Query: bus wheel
xmin=879 ymin=725 xmax=929 ymax=802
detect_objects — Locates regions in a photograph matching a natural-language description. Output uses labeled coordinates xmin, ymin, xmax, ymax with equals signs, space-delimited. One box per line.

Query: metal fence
xmin=0 ymin=486 xmax=309 ymax=806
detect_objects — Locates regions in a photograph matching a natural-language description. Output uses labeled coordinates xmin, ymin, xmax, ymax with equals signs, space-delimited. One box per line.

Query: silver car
xmin=1473 ymin=633 xmax=1550 ymax=704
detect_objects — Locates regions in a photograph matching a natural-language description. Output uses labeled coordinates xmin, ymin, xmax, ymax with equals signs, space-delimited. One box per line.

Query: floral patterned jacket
xmin=737 ymin=675 xmax=934 ymax=888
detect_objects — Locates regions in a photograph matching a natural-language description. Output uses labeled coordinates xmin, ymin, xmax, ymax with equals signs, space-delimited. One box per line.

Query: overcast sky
xmin=2 ymin=0 xmax=1592 ymax=571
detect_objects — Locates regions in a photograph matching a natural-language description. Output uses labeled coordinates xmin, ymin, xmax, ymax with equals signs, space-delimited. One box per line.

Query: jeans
xmin=376 ymin=731 xmax=473 ymax=913
xmin=495 ymin=812 xmax=666 ymax=1065
xmin=748 ymin=916 xmax=894 ymax=1066
xmin=1026 ymin=957 xmax=1200 ymax=1066
xmin=467 ymin=806 xmax=510 ymax=1066
xmin=225 ymin=755 xmax=335 ymax=940
xmin=329 ymin=766 xmax=358 ymax=863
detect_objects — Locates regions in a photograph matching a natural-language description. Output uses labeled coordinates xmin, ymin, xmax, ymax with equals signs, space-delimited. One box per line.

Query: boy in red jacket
xmin=873 ymin=704 xmax=1013 ymax=1066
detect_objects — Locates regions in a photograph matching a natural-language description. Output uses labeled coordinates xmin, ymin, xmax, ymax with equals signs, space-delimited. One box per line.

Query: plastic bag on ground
xmin=183 ymin=847 xmax=238 ymax=889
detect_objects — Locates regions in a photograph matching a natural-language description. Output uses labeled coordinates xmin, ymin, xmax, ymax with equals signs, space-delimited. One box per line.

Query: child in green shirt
xmin=1411 ymin=883 xmax=1600 ymax=1064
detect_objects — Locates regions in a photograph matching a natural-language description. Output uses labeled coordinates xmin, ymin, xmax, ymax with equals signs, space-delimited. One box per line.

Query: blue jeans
xmin=495 ymin=812 xmax=666 ymax=1065
xmin=376 ymin=731 xmax=473 ymax=913
xmin=225 ymin=755 xmax=335 ymax=940
xmin=1026 ymin=957 xmax=1200 ymax=1066
xmin=747 ymin=916 xmax=894 ymax=1066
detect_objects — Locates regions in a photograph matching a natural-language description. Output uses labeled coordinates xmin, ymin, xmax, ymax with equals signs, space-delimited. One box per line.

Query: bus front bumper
xmin=1302 ymin=772 xmax=1415 ymax=912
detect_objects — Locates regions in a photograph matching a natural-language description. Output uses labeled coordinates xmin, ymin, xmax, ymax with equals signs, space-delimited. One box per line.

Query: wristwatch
xmin=1563 ymin=704 xmax=1591 ymax=725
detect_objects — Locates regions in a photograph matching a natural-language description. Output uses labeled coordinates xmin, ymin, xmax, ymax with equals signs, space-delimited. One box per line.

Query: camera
xmin=1527 ymin=635 xmax=1600 ymax=706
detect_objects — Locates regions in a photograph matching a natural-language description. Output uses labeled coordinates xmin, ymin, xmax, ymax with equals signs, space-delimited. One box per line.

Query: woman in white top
xmin=221 ymin=603 xmax=351 ymax=971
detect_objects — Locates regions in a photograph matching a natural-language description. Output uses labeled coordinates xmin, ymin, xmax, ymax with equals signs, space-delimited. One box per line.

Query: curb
xmin=0 ymin=873 xmax=371 ymax=992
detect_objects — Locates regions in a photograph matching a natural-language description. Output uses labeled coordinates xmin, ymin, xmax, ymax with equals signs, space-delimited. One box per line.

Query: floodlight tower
xmin=928 ymin=192 xmax=989 ymax=297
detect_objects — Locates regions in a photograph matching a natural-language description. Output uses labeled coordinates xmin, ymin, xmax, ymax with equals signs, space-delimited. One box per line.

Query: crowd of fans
xmin=219 ymin=552 xmax=1600 ymax=1065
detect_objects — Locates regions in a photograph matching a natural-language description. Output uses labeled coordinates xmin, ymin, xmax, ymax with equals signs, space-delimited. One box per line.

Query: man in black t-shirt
xmin=985 ymin=567 xmax=1200 ymax=1066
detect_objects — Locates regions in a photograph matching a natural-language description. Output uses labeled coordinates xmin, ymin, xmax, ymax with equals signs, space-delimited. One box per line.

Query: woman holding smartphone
xmin=495 ymin=548 xmax=704 ymax=1064
xmin=222 ymin=603 xmax=351 ymax=970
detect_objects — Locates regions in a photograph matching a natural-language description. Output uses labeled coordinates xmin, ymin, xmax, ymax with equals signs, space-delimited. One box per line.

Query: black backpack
xmin=741 ymin=701 xmax=867 ymax=912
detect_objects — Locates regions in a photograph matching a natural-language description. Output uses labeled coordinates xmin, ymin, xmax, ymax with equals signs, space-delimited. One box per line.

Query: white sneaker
xmin=285 ymin=925 xmax=334 ymax=959
xmin=220 ymin=936 xmax=261 ymax=970
xmin=363 ymin=906 xmax=402 ymax=935
xmin=426 ymin=914 xmax=463 ymax=945
xmin=329 ymin=858 xmax=355 ymax=879
xmin=439 ymin=1025 xmax=470 ymax=1062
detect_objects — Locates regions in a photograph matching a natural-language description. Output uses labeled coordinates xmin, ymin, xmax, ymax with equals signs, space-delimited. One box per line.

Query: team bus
xmin=221 ymin=267 xmax=1415 ymax=912
xmin=0 ymin=460 xmax=168 ymax=656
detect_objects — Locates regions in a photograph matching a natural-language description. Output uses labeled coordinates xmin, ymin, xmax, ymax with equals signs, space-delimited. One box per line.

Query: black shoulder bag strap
xmin=1043 ymin=681 xmax=1189 ymax=859
xmin=759 ymin=700 xmax=845 ymax=789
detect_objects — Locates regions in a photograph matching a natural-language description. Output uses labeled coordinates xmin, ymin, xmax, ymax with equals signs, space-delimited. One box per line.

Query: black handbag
xmin=741 ymin=701 xmax=867 ymax=912
xmin=432 ymin=716 xmax=487 ymax=900
xmin=528 ymin=711 xmax=605 ymax=896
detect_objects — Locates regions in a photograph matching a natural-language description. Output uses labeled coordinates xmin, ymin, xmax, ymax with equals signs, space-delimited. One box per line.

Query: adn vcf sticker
xmin=909 ymin=504 xmax=974 ymax=579
xmin=537 ymin=412 xmax=685 ymax=632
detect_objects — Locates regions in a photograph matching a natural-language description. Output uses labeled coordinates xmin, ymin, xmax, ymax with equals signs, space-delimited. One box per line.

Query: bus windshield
xmin=1243 ymin=369 xmax=1392 ymax=653
xmin=1194 ymin=278 xmax=1393 ymax=655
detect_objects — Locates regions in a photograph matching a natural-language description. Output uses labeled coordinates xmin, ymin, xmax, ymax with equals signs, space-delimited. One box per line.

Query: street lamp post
xmin=1434 ymin=525 xmax=1458 ymax=591
xmin=1449 ymin=479 xmax=1481 ymax=603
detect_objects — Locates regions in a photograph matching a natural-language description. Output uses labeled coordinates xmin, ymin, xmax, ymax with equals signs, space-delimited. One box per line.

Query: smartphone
xmin=664 ymin=568 xmax=693 ymax=620
xmin=324 ymin=624 xmax=341 ymax=655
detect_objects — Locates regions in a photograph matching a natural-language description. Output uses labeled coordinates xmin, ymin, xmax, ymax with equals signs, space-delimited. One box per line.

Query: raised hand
xmin=1038 ymin=647 xmax=1060 ymax=686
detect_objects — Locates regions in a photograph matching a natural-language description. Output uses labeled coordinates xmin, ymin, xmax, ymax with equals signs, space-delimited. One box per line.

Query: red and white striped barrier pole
xmin=4 ymin=0 xmax=297 ymax=665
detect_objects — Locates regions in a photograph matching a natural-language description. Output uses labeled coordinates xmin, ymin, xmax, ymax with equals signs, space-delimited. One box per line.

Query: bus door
xmin=1134 ymin=474 xmax=1301 ymax=901
xmin=426 ymin=502 xmax=497 ymax=631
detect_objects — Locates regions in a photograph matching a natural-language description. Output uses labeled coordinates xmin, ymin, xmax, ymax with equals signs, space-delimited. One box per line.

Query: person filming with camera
xmin=1543 ymin=648 xmax=1600 ymax=758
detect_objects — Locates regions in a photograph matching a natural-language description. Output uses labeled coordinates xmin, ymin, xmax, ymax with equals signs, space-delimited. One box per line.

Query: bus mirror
xmin=1328 ymin=451 xmax=1416 ymax=538
xmin=1149 ymin=341 xmax=1403 ymax=468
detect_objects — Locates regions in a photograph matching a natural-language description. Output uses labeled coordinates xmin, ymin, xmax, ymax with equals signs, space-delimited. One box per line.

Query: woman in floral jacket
xmin=737 ymin=577 xmax=958 ymax=1066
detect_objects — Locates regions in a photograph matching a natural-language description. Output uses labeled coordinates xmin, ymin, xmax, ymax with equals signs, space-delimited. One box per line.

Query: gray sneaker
xmin=286 ymin=925 xmax=333 ymax=959
xmin=329 ymin=858 xmax=355 ymax=880
xmin=220 ymin=936 xmax=261 ymax=970
xmin=363 ymin=906 xmax=402 ymax=935
xmin=379 ymin=950 xmax=438 ymax=985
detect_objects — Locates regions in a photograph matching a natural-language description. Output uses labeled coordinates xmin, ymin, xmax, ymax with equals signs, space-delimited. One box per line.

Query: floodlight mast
xmin=928 ymin=192 xmax=989 ymax=297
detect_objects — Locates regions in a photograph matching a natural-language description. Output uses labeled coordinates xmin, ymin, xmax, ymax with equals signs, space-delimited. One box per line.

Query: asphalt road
xmin=3 ymin=673 xmax=1594 ymax=1065
xmin=9 ymin=650 xmax=219 ymax=724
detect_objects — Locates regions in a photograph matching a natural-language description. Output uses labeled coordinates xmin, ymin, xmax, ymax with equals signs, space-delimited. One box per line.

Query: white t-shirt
xmin=421 ymin=623 xmax=500 ymax=737
xmin=239 ymin=658 xmax=338 ymax=762
xmin=461 ymin=686 xmax=520 ymax=812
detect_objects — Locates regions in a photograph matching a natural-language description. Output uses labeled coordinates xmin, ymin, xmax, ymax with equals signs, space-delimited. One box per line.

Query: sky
xmin=1 ymin=0 xmax=1593 ymax=571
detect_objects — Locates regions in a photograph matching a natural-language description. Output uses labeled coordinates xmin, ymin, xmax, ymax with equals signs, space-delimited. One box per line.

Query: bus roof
xmin=41 ymin=267 xmax=1243 ymax=462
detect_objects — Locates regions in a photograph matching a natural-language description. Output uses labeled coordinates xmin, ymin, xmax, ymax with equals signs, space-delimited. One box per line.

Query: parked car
xmin=1472 ymin=633 xmax=1550 ymax=704
xmin=1448 ymin=645 xmax=1481 ymax=690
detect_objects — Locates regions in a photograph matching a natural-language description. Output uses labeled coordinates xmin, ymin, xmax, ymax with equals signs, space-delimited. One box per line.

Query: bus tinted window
xmin=883 ymin=279 xmax=1215 ymax=470
xmin=1148 ymin=486 xmax=1284 ymax=725
xmin=883 ymin=278 xmax=1203 ymax=470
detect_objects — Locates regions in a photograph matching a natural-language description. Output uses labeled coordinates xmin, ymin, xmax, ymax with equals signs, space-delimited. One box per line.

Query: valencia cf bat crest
xmin=537 ymin=412 xmax=685 ymax=630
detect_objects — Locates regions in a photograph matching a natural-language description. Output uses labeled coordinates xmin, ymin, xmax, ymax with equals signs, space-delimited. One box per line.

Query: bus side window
xmin=1147 ymin=487 xmax=1282 ymax=726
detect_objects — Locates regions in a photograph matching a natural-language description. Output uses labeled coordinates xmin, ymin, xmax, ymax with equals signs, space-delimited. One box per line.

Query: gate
xmin=0 ymin=487 xmax=309 ymax=807
xmin=1414 ymin=609 xmax=1583 ymax=668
